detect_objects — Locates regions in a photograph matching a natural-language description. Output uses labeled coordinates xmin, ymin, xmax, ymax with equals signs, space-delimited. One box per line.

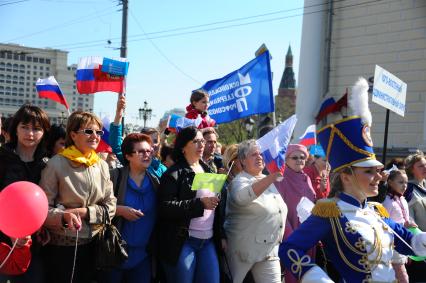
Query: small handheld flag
xmin=257 ymin=115 xmax=298 ymax=174
xmin=299 ymin=124 xmax=316 ymax=147
xmin=36 ymin=76 xmax=69 ymax=110
xmin=76 ymin=56 xmax=128 ymax=94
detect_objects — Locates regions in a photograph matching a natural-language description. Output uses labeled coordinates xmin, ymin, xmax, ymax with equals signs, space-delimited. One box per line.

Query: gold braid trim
xmin=333 ymin=126 xmax=375 ymax=157
xmin=311 ymin=199 xmax=341 ymax=218
xmin=368 ymin=202 xmax=390 ymax=218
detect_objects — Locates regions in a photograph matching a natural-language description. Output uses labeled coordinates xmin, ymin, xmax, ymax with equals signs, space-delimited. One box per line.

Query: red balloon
xmin=0 ymin=181 xmax=48 ymax=238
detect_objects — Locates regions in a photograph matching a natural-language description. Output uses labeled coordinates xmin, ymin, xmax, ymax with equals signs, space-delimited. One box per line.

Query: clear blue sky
xmin=0 ymin=0 xmax=303 ymax=127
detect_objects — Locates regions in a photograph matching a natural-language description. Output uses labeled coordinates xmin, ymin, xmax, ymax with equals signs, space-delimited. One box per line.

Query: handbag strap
xmin=101 ymin=205 xmax=111 ymax=225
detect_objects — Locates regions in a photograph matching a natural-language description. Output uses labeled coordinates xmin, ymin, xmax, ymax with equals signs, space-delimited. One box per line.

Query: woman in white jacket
xmin=224 ymin=139 xmax=287 ymax=283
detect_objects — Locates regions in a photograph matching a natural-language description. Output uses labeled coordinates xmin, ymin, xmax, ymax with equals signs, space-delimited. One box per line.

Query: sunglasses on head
xmin=78 ymin=129 xmax=104 ymax=136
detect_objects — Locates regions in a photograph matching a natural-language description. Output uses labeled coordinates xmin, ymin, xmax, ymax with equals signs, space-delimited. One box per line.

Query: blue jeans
xmin=163 ymin=237 xmax=219 ymax=283
xmin=104 ymin=256 xmax=151 ymax=283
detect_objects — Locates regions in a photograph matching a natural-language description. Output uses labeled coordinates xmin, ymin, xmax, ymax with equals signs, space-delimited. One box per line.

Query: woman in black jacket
xmin=157 ymin=126 xmax=222 ymax=283
xmin=0 ymin=104 xmax=50 ymax=283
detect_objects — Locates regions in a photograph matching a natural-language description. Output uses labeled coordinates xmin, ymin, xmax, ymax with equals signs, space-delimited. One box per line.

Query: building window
xmin=19 ymin=54 xmax=25 ymax=61
xmin=33 ymin=57 xmax=38 ymax=63
xmin=26 ymin=57 xmax=32 ymax=62
xmin=40 ymin=66 xmax=43 ymax=70
xmin=40 ymin=58 xmax=45 ymax=64
xmin=14 ymin=54 xmax=19 ymax=60
xmin=46 ymin=67 xmax=50 ymax=71
xmin=7 ymin=53 xmax=12 ymax=60
xmin=46 ymin=59 xmax=51 ymax=64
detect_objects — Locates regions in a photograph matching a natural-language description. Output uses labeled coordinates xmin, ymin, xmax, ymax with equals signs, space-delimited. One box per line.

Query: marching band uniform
xmin=279 ymin=80 xmax=426 ymax=283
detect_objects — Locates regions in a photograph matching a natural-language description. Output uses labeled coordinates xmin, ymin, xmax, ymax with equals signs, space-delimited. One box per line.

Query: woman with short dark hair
xmin=103 ymin=133 xmax=159 ymax=283
xmin=0 ymin=104 xmax=50 ymax=283
xmin=157 ymin=126 xmax=221 ymax=283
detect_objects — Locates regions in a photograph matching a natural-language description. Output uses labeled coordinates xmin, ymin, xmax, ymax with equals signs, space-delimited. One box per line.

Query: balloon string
xmin=70 ymin=223 xmax=79 ymax=283
xmin=0 ymin=239 xmax=18 ymax=270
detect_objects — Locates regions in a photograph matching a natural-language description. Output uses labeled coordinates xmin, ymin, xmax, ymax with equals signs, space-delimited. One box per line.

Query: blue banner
xmin=201 ymin=51 xmax=274 ymax=124
xmin=101 ymin=57 xmax=129 ymax=76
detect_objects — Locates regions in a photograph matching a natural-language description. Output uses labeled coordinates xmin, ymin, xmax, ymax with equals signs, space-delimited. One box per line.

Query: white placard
xmin=372 ymin=65 xmax=407 ymax=117
xmin=296 ymin=197 xmax=315 ymax=224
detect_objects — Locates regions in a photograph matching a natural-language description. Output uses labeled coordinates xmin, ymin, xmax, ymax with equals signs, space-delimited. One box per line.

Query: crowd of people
xmin=1 ymin=85 xmax=426 ymax=283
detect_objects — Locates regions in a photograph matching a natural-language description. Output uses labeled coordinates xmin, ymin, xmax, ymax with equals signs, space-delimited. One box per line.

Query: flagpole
xmin=120 ymin=0 xmax=128 ymax=136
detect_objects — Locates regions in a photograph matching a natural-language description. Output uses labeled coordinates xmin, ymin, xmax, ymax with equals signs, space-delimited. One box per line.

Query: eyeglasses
xmin=192 ymin=139 xmax=206 ymax=145
xmin=290 ymin=156 xmax=306 ymax=161
xmin=77 ymin=129 xmax=104 ymax=136
xmin=131 ymin=149 xmax=153 ymax=155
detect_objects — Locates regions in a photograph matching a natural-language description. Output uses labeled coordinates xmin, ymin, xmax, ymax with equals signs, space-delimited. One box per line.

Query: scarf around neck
xmin=59 ymin=145 xmax=100 ymax=166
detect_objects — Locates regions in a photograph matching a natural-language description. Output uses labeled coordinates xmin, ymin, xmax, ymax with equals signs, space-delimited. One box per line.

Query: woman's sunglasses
xmin=77 ymin=129 xmax=104 ymax=136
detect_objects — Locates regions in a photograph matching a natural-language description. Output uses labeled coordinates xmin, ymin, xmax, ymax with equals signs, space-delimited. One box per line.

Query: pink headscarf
xmin=285 ymin=144 xmax=309 ymax=159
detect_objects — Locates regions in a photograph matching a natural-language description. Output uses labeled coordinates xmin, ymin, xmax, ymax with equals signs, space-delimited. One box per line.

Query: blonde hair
xmin=65 ymin=111 xmax=102 ymax=147
xmin=223 ymin=144 xmax=238 ymax=171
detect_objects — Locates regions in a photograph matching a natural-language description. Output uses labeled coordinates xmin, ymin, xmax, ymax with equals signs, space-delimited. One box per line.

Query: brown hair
xmin=202 ymin=127 xmax=219 ymax=138
xmin=190 ymin=89 xmax=209 ymax=105
xmin=387 ymin=169 xmax=407 ymax=194
xmin=65 ymin=111 xmax=102 ymax=147
xmin=404 ymin=150 xmax=425 ymax=179
xmin=9 ymin=104 xmax=50 ymax=147
xmin=121 ymin=133 xmax=152 ymax=165
xmin=328 ymin=167 xmax=353 ymax=198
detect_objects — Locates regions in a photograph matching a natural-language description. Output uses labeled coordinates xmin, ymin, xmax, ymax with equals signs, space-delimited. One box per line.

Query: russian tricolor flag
xmin=299 ymin=124 xmax=316 ymax=147
xmin=167 ymin=114 xmax=202 ymax=132
xmin=76 ymin=56 xmax=127 ymax=95
xmin=36 ymin=76 xmax=69 ymax=109
xmin=257 ymin=115 xmax=297 ymax=174
xmin=96 ymin=116 xmax=112 ymax=153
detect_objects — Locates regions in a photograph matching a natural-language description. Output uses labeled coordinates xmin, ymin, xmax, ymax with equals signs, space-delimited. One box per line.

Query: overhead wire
xmin=3 ymin=5 xmax=118 ymax=42
xmin=0 ymin=0 xmax=29 ymax=7
xmin=53 ymin=0 xmax=383 ymax=50
xmin=1 ymin=0 xmax=384 ymax=57
xmin=129 ymin=10 xmax=201 ymax=84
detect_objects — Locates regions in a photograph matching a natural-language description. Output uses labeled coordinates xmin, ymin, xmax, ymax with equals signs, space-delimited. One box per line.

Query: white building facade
xmin=0 ymin=43 xmax=93 ymax=124
xmin=296 ymin=0 xmax=426 ymax=157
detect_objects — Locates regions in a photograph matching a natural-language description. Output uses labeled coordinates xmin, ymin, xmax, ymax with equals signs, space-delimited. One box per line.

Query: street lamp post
xmin=139 ymin=101 xmax=152 ymax=128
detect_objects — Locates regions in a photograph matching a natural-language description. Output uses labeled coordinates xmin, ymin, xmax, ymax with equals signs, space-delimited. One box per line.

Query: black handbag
xmin=94 ymin=206 xmax=128 ymax=270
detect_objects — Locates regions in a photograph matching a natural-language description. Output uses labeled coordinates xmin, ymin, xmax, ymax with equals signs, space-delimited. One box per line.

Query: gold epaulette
xmin=368 ymin=202 xmax=390 ymax=218
xmin=311 ymin=199 xmax=340 ymax=218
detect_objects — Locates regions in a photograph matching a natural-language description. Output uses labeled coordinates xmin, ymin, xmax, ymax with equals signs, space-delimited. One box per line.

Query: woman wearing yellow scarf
xmin=39 ymin=111 xmax=116 ymax=283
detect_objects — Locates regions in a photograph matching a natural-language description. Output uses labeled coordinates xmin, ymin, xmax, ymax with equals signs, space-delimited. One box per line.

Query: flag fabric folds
xmin=96 ymin=116 xmax=112 ymax=153
xmin=201 ymin=51 xmax=274 ymax=124
xmin=315 ymin=91 xmax=348 ymax=123
xmin=257 ymin=115 xmax=297 ymax=174
xmin=35 ymin=76 xmax=69 ymax=109
xmin=299 ymin=124 xmax=316 ymax=147
xmin=167 ymin=114 xmax=202 ymax=132
xmin=76 ymin=56 xmax=127 ymax=94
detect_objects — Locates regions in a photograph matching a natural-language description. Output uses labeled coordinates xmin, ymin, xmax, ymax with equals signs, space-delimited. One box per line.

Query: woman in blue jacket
xmin=106 ymin=133 xmax=159 ymax=283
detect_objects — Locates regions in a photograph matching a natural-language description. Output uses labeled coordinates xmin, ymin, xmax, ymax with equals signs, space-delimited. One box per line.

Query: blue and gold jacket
xmin=280 ymin=193 xmax=426 ymax=283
